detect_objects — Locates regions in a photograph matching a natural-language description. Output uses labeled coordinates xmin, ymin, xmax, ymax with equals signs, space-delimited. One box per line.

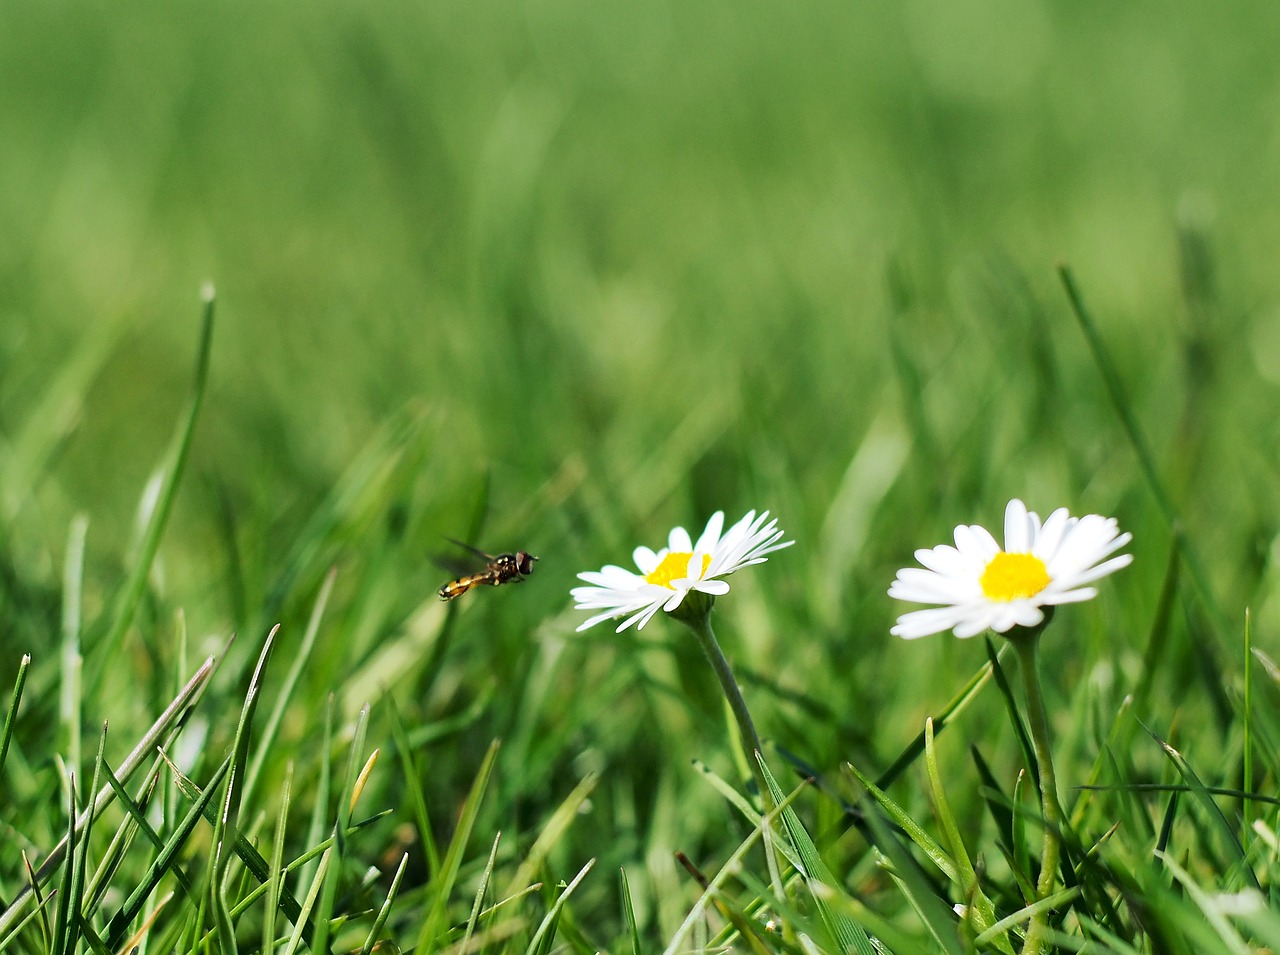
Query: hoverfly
xmin=437 ymin=539 xmax=539 ymax=600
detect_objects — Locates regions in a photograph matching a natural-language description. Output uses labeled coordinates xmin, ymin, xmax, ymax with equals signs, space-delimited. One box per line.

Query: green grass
xmin=3 ymin=1 xmax=1280 ymax=952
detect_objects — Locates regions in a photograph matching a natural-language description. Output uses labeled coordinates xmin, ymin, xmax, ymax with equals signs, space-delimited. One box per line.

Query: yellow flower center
xmin=645 ymin=552 xmax=711 ymax=589
xmin=979 ymin=552 xmax=1051 ymax=602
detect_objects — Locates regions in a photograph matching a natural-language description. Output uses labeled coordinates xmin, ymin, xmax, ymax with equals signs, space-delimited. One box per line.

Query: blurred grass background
xmin=3 ymin=0 xmax=1280 ymax=946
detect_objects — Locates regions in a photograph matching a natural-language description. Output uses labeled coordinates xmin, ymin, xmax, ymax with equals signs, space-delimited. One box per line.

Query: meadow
xmin=3 ymin=0 xmax=1280 ymax=951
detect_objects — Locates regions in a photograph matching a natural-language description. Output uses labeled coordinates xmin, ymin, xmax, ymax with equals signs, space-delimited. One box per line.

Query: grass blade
xmin=90 ymin=286 xmax=215 ymax=699
xmin=619 ymin=867 xmax=642 ymax=955
xmin=312 ymin=703 xmax=371 ymax=955
xmin=0 ymin=653 xmax=31 ymax=785
xmin=263 ymin=761 xmax=293 ymax=954
xmin=360 ymin=850 xmax=409 ymax=955
xmin=923 ymin=720 xmax=1012 ymax=953
xmin=863 ymin=800 xmax=965 ymax=955
xmin=60 ymin=514 xmax=87 ymax=772
xmin=875 ymin=646 xmax=1005 ymax=789
xmin=524 ymin=858 xmax=595 ymax=955
xmin=1145 ymin=724 xmax=1259 ymax=890
xmin=0 ymin=654 xmax=217 ymax=941
xmin=757 ymin=756 xmax=877 ymax=955
xmin=416 ymin=738 xmax=501 ymax=950
xmin=1058 ymin=265 xmax=1232 ymax=681
xmin=243 ymin=573 xmax=335 ymax=808
xmin=500 ymin=770 xmax=599 ymax=900
xmin=388 ymin=695 xmax=441 ymax=878
xmin=51 ymin=774 xmax=76 ymax=955
xmin=845 ymin=758 xmax=957 ymax=883
xmin=462 ymin=833 xmax=503 ymax=951
xmin=106 ymin=755 xmax=230 ymax=949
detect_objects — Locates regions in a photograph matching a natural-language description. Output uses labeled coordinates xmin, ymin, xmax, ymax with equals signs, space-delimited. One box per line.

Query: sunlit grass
xmin=4 ymin=1 xmax=1280 ymax=951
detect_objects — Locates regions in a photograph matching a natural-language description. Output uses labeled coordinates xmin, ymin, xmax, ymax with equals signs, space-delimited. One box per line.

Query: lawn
xmin=3 ymin=1 xmax=1280 ymax=952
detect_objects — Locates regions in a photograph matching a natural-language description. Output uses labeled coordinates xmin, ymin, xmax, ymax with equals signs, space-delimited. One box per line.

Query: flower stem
xmin=1013 ymin=634 xmax=1063 ymax=955
xmin=683 ymin=610 xmax=776 ymax=814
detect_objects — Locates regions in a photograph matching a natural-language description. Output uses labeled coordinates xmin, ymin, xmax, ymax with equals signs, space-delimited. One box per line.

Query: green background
xmin=3 ymin=0 xmax=1280 ymax=944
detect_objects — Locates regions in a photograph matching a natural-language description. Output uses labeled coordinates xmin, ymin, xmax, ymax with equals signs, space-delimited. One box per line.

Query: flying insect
xmin=437 ymin=539 xmax=539 ymax=600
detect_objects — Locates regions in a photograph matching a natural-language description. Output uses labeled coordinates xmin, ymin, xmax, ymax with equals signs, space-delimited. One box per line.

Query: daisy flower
xmin=889 ymin=498 xmax=1132 ymax=640
xmin=571 ymin=510 xmax=793 ymax=633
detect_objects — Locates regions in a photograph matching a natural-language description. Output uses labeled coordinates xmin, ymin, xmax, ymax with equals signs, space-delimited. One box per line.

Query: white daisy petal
xmin=1041 ymin=587 xmax=1098 ymax=605
xmin=662 ymin=588 xmax=689 ymax=612
xmin=632 ymin=547 xmax=662 ymax=574
xmin=890 ymin=498 xmax=1131 ymax=641
xmin=888 ymin=567 xmax=978 ymax=604
xmin=953 ymin=614 xmax=998 ymax=638
xmin=694 ymin=579 xmax=731 ymax=596
xmin=956 ymin=523 xmax=1001 ymax=560
xmin=892 ymin=605 xmax=973 ymax=639
xmin=915 ymin=544 xmax=972 ymax=576
xmin=572 ymin=508 xmax=792 ymax=632
xmin=693 ymin=511 xmax=726 ymax=554
xmin=1003 ymin=499 xmax=1032 ymax=552
xmin=1033 ymin=507 xmax=1072 ymax=558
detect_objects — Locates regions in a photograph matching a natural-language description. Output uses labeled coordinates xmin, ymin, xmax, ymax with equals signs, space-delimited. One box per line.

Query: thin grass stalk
xmin=298 ymin=694 xmax=336 ymax=896
xmin=91 ymin=287 xmax=215 ymax=700
xmin=0 ymin=654 xmax=31 ymax=787
xmin=60 ymin=514 xmax=88 ymax=772
xmin=1243 ymin=609 xmax=1254 ymax=839
xmin=0 ymin=655 xmax=217 ymax=941
xmin=360 ymin=851 xmax=409 ymax=955
xmin=1058 ymin=265 xmax=1230 ymax=652
xmin=243 ymin=573 xmax=335 ymax=808
xmin=263 ymin=761 xmax=293 ymax=955
xmin=312 ymin=703 xmax=371 ymax=955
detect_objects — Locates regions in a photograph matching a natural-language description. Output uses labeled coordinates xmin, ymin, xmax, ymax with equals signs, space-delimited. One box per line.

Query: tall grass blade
xmin=462 ymin=833 xmax=502 ymax=951
xmin=1146 ymin=724 xmax=1259 ymax=890
xmin=263 ymin=761 xmax=293 ymax=955
xmin=97 ymin=759 xmax=193 ymax=903
xmin=524 ymin=858 xmax=595 ymax=955
xmin=360 ymin=850 xmax=408 ymax=955
xmin=312 ymin=703 xmax=371 ymax=955
xmin=862 ymin=800 xmax=963 ymax=955
xmin=845 ymin=759 xmax=957 ymax=883
xmin=0 ymin=655 xmax=217 ymax=940
xmin=1129 ymin=533 xmax=1182 ymax=739
xmin=417 ymin=737 xmax=501 ymax=950
xmin=0 ymin=653 xmax=31 ymax=785
xmin=212 ymin=625 xmax=281 ymax=955
xmin=388 ymin=695 xmax=441 ymax=878
xmin=619 ymin=867 xmax=642 ymax=955
xmin=60 ymin=727 xmax=107 ymax=955
xmin=105 ymin=755 xmax=231 ymax=949
xmin=757 ymin=756 xmax=877 ymax=955
xmin=984 ymin=637 xmax=1038 ymax=791
xmin=243 ymin=574 xmax=334 ymax=808
xmin=90 ymin=286 xmax=215 ymax=699
xmin=876 ymin=647 xmax=1003 ymax=790
xmin=60 ymin=514 xmax=87 ymax=771
xmin=922 ymin=720 xmax=1012 ymax=953
xmin=1058 ymin=265 xmax=1231 ymax=676
xmin=500 ymin=770 xmax=599 ymax=899
xmin=50 ymin=774 xmax=76 ymax=955
xmin=299 ymin=694 xmax=335 ymax=896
